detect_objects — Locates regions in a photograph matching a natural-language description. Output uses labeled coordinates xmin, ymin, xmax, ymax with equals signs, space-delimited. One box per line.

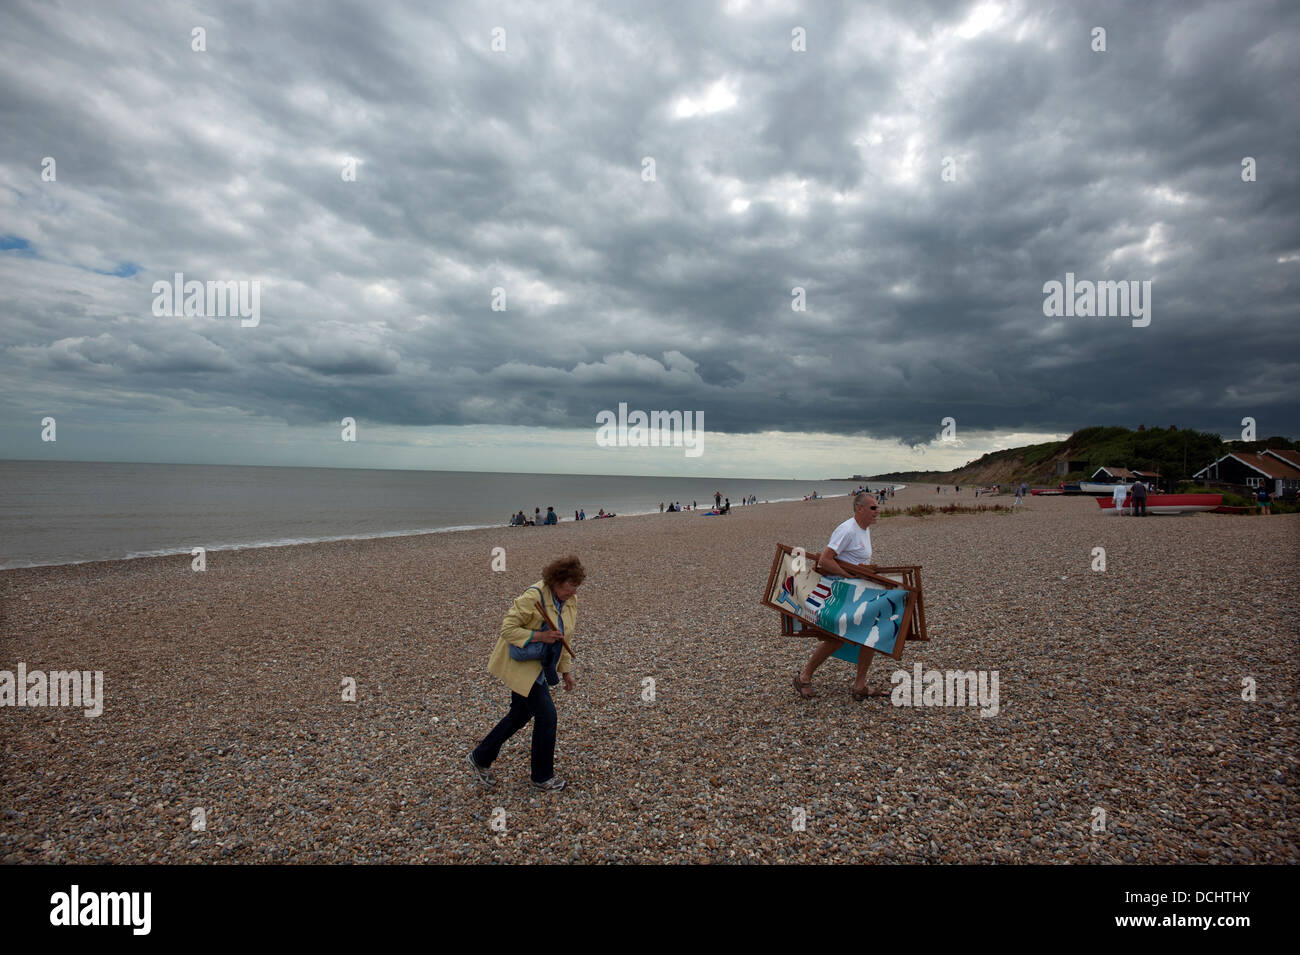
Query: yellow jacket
xmin=488 ymin=580 xmax=576 ymax=696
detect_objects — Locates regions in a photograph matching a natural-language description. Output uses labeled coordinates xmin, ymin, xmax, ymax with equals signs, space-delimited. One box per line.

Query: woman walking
xmin=467 ymin=555 xmax=584 ymax=792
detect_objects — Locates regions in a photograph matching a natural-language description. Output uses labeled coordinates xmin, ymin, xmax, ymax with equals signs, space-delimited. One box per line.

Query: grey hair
xmin=853 ymin=491 xmax=877 ymax=509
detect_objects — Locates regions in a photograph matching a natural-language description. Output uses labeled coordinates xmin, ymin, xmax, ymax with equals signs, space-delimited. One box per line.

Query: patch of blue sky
xmin=0 ymin=235 xmax=34 ymax=254
xmin=93 ymin=262 xmax=141 ymax=277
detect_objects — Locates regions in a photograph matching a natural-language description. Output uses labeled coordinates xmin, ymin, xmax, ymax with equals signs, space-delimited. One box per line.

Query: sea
xmin=0 ymin=460 xmax=898 ymax=570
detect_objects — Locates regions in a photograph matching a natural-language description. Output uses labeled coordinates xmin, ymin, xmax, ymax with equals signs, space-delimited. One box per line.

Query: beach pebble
xmin=0 ymin=490 xmax=1294 ymax=863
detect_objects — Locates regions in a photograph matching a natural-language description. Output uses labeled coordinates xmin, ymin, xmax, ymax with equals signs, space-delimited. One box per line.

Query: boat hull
xmin=1098 ymin=494 xmax=1221 ymax=515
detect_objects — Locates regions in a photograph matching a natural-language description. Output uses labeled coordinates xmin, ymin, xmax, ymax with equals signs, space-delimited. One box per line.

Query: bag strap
xmin=527 ymin=585 xmax=576 ymax=659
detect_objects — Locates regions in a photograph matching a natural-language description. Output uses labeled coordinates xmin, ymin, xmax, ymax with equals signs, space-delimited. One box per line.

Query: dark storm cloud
xmin=1 ymin=0 xmax=1298 ymax=464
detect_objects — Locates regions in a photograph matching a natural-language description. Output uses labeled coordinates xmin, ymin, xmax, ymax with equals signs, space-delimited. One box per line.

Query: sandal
xmin=852 ymin=686 xmax=889 ymax=701
xmin=793 ymin=674 xmax=816 ymax=699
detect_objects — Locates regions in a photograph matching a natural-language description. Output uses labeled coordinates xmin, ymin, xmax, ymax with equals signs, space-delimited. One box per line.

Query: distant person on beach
xmin=1130 ymin=480 xmax=1147 ymax=517
xmin=715 ymin=490 xmax=722 ymax=509
xmin=579 ymin=508 xmax=585 ymax=520
xmin=1257 ymin=486 xmax=1272 ymax=515
xmin=793 ymin=491 xmax=886 ymax=702
xmin=723 ymin=497 xmax=730 ymax=514
xmin=468 ymin=556 xmax=584 ymax=793
xmin=533 ymin=508 xmax=541 ymax=526
xmin=660 ymin=502 xmax=664 ymax=512
xmin=1111 ymin=483 xmax=1128 ymax=514
xmin=545 ymin=507 xmax=558 ymax=525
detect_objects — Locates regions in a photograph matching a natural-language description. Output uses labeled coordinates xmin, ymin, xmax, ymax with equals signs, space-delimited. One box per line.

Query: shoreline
xmin=1 ymin=487 xmax=908 ymax=573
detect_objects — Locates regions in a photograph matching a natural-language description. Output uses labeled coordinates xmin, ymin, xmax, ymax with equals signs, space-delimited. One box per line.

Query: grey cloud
xmin=0 ymin=0 xmax=1297 ymax=471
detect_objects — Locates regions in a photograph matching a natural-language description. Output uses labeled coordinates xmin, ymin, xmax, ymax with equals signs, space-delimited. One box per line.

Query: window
xmin=1246 ymin=477 xmax=1261 ymax=488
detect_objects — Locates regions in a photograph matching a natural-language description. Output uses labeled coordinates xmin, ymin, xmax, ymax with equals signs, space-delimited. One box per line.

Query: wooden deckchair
xmin=761 ymin=543 xmax=928 ymax=659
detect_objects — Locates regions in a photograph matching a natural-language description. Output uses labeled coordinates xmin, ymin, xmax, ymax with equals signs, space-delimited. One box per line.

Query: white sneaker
xmin=467 ymin=752 xmax=496 ymax=788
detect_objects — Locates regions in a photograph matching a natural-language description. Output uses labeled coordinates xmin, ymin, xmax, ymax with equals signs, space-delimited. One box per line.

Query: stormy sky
xmin=1 ymin=0 xmax=1297 ymax=477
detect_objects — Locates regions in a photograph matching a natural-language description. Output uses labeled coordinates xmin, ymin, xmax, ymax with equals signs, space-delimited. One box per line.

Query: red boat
xmin=1097 ymin=493 xmax=1221 ymax=515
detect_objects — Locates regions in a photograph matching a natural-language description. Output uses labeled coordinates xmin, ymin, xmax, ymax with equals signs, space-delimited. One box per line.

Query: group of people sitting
xmin=510 ymin=508 xmax=557 ymax=526
xmin=661 ymin=495 xmax=759 ymax=512
xmin=509 ymin=507 xmax=612 ymax=526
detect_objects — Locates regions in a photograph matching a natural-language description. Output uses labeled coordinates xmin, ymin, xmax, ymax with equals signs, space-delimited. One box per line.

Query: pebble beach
xmin=2 ymin=485 xmax=1296 ymax=864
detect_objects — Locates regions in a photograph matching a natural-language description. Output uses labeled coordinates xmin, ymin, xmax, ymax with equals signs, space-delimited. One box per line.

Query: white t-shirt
xmin=1112 ymin=485 xmax=1128 ymax=505
xmin=827 ymin=517 xmax=872 ymax=567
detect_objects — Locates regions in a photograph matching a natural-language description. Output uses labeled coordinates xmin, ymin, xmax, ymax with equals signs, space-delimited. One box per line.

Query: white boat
xmin=1079 ymin=481 xmax=1129 ymax=495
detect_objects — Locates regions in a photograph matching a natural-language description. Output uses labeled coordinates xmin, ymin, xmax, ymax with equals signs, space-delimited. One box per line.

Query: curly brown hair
xmin=542 ymin=555 xmax=586 ymax=590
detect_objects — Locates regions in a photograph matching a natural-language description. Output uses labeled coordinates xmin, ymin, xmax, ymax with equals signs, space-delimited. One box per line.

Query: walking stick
xmin=535 ymin=598 xmax=576 ymax=659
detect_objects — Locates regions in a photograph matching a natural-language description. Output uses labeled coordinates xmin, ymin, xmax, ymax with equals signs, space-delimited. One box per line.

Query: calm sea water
xmin=0 ymin=460 xmax=895 ymax=569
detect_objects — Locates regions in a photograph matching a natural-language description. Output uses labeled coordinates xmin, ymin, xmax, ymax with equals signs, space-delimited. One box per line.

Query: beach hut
xmin=1090 ymin=466 xmax=1136 ymax=483
xmin=1193 ymin=451 xmax=1300 ymax=498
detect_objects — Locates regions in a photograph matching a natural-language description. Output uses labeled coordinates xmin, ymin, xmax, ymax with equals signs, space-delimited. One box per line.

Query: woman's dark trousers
xmin=473 ymin=681 xmax=557 ymax=783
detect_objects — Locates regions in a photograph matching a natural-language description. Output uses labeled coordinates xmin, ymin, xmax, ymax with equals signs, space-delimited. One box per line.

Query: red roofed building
xmin=1262 ymin=448 xmax=1300 ymax=472
xmin=1090 ymin=466 xmax=1163 ymax=489
xmin=1194 ymin=451 xmax=1300 ymax=498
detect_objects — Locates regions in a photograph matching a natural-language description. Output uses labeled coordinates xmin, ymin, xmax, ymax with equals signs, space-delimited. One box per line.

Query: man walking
xmin=792 ymin=491 xmax=887 ymax=701
xmin=1130 ymin=480 xmax=1147 ymax=517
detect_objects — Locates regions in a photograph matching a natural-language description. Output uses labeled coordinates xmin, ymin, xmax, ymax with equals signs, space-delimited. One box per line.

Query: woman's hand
xmin=562 ymin=673 xmax=574 ymax=693
xmin=535 ymin=630 xmax=560 ymax=644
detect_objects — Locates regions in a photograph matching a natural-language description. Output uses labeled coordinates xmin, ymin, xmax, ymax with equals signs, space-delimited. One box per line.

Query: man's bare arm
xmin=817 ymin=546 xmax=875 ymax=577
xmin=817 ymin=547 xmax=849 ymax=576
